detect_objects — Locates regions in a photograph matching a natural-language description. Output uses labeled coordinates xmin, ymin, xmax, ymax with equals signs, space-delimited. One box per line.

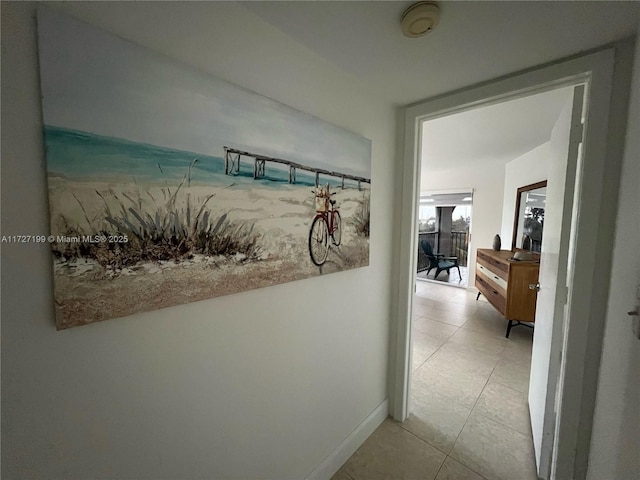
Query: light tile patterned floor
xmin=333 ymin=281 xmax=537 ymax=480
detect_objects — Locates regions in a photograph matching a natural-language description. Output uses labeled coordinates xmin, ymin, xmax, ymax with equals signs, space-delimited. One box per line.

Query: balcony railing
xmin=417 ymin=231 xmax=468 ymax=273
xmin=451 ymin=231 xmax=468 ymax=266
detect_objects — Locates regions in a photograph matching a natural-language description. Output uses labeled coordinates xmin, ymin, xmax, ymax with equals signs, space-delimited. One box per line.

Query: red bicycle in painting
xmin=308 ymin=185 xmax=341 ymax=266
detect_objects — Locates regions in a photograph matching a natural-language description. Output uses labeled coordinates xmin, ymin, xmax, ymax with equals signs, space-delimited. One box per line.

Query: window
xmin=418 ymin=205 xmax=436 ymax=232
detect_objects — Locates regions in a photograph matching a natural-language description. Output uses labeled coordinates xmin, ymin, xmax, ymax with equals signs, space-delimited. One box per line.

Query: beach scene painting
xmin=37 ymin=10 xmax=371 ymax=330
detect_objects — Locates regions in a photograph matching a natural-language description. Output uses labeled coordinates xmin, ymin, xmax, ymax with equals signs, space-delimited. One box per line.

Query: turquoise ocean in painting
xmin=44 ymin=126 xmax=355 ymax=189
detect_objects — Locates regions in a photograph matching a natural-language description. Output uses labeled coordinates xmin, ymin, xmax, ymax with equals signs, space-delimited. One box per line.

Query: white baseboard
xmin=305 ymin=398 xmax=389 ymax=480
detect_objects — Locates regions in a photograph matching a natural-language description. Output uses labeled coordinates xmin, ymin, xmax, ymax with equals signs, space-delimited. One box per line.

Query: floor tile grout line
xmin=488 ymin=376 xmax=530 ymax=396
xmin=432 ymin=455 xmax=446 ymax=480
xmin=471 ymin=409 xmax=535 ymax=441
xmin=410 ymin=312 xmax=465 ymax=371
xmin=447 ymin=342 xmax=534 ymax=475
xmin=402 ymin=370 xmax=495 ymax=478
xmin=407 ymin=322 xmax=480 ymax=459
xmin=411 ymin=325 xmax=462 ymax=372
xmin=471 ymin=408 xmax=533 ymax=439
xmin=470 ymin=346 xmax=535 ymax=438
xmin=443 ymin=454 xmax=491 ymax=480
xmin=447 ymin=353 xmax=500 ymax=464
xmin=396 ymin=421 xmax=453 ymax=459
xmin=414 ymin=314 xmax=469 ymax=328
xmin=414 ymin=300 xmax=478 ymax=323
xmin=422 ymin=317 xmax=470 ymax=329
xmin=406 ymin=368 xmax=507 ymax=479
xmin=415 ymin=314 xmax=470 ymax=329
xmin=415 ymin=301 xmax=477 ymax=315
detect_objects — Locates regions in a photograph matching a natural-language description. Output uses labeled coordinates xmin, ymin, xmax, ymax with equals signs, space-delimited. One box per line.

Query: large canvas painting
xmin=37 ymin=10 xmax=371 ymax=330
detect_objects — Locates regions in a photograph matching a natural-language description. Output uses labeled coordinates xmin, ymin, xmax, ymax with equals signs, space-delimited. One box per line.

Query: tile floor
xmin=333 ymin=281 xmax=537 ymax=480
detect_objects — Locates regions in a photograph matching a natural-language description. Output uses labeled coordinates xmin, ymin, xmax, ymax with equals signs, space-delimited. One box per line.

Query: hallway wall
xmin=587 ymin=28 xmax=640 ymax=480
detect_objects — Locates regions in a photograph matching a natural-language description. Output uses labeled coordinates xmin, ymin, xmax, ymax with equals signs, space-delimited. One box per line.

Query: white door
xmin=528 ymin=84 xmax=586 ymax=479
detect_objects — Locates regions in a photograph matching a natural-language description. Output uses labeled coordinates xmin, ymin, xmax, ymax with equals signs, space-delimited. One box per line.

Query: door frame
xmin=391 ymin=47 xmax=621 ymax=479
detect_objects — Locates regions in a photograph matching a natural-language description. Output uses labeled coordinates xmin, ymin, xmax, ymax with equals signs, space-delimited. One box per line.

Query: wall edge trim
xmin=305 ymin=398 xmax=389 ymax=480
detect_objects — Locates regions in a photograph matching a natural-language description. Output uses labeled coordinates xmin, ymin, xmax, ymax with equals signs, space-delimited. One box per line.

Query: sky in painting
xmin=37 ymin=8 xmax=371 ymax=179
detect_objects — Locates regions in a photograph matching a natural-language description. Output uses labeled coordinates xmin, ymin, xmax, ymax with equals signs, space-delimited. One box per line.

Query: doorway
xmin=392 ymin=48 xmax=620 ymax=480
xmin=416 ymin=191 xmax=472 ymax=288
xmin=409 ymin=85 xmax=576 ymax=479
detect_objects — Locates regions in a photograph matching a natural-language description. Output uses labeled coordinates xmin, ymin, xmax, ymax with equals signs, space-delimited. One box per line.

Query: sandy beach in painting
xmin=49 ymin=177 xmax=370 ymax=329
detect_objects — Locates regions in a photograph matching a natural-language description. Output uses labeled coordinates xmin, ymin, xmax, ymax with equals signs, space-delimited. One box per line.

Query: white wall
xmin=500 ymin=142 xmax=552 ymax=246
xmin=586 ymin=30 xmax=640 ymax=480
xmin=0 ymin=3 xmax=395 ymax=479
xmin=420 ymin=162 xmax=505 ymax=285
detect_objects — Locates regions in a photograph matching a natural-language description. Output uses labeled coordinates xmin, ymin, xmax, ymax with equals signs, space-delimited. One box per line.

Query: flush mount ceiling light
xmin=401 ymin=2 xmax=440 ymax=38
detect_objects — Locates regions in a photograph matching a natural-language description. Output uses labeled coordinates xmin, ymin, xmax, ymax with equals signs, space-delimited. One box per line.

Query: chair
xmin=420 ymin=239 xmax=461 ymax=279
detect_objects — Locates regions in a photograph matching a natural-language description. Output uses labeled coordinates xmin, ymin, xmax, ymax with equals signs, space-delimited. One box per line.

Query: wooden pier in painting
xmin=223 ymin=147 xmax=371 ymax=190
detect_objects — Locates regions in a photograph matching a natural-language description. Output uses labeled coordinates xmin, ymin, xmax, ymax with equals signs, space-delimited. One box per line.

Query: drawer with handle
xmin=477 ymin=250 xmax=509 ymax=277
xmin=476 ymin=274 xmax=506 ymax=315
xmin=477 ymin=263 xmax=508 ymax=290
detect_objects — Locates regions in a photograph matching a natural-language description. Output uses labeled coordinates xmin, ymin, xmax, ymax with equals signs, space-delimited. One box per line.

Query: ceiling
xmin=420 ymin=192 xmax=473 ymax=206
xmin=421 ymin=86 xmax=573 ymax=175
xmin=244 ymin=1 xmax=640 ymax=106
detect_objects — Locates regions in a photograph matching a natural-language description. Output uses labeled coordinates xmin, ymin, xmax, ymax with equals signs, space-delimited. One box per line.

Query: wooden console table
xmin=475 ymin=248 xmax=540 ymax=338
